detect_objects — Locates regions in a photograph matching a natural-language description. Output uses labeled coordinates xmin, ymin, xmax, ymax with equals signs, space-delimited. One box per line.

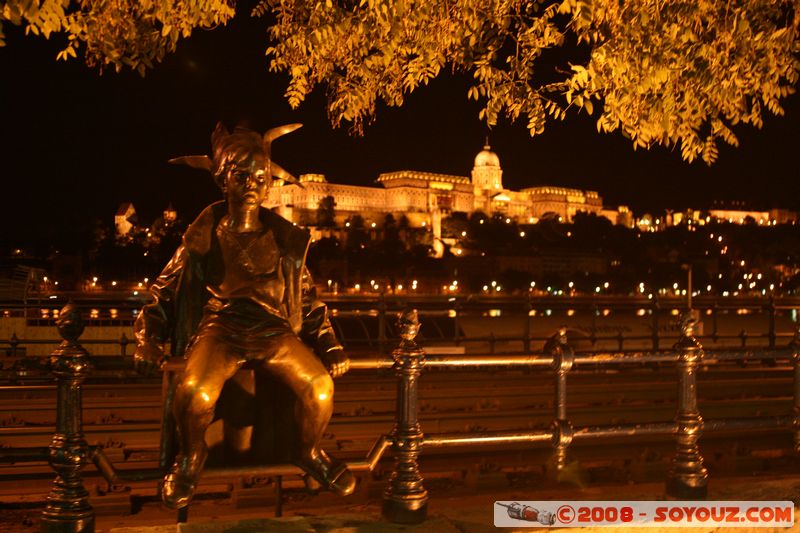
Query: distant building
xmin=602 ymin=205 xmax=635 ymax=228
xmin=520 ymin=186 xmax=602 ymax=222
xmin=707 ymin=208 xmax=796 ymax=226
xmin=666 ymin=206 xmax=797 ymax=227
xmin=265 ymin=144 xmax=630 ymax=236
xmin=115 ymin=202 xmax=137 ymax=237
xmin=163 ymin=203 xmax=177 ymax=224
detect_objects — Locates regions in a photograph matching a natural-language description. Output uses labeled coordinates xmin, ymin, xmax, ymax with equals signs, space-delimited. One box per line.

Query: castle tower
xmin=471 ymin=142 xmax=503 ymax=193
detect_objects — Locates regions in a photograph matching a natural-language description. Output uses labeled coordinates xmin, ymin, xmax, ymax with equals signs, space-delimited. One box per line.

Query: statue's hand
xmin=321 ymin=347 xmax=350 ymax=378
xmin=133 ymin=341 xmax=166 ymax=376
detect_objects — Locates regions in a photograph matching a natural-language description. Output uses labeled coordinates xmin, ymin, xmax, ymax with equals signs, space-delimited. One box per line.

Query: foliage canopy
xmin=3 ymin=0 xmax=799 ymax=163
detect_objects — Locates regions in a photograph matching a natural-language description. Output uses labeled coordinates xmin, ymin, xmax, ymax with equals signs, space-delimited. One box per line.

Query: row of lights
xmin=86 ymin=276 xmax=150 ymax=296
xmin=349 ymin=279 xmax=781 ymax=296
xmin=348 ymin=279 xmax=421 ymax=292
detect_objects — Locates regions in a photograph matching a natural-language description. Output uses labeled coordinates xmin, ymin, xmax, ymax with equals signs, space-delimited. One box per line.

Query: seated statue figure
xmin=133 ymin=122 xmax=354 ymax=509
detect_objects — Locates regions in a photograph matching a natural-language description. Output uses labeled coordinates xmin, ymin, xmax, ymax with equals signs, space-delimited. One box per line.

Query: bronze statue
xmin=133 ymin=122 xmax=353 ymax=509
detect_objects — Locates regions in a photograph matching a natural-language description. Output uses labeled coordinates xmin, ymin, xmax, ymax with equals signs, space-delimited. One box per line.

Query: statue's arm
xmin=133 ymin=244 xmax=188 ymax=371
xmin=300 ymin=266 xmax=349 ymax=377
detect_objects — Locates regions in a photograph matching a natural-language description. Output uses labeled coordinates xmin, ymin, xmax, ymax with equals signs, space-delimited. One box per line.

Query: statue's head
xmin=211 ymin=126 xmax=270 ymax=190
xmin=211 ymin=128 xmax=272 ymax=206
xmin=170 ymin=121 xmax=303 ymax=195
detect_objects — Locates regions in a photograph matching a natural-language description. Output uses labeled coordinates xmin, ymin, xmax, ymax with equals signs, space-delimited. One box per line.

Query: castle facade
xmin=266 ymin=144 xmax=632 ymax=233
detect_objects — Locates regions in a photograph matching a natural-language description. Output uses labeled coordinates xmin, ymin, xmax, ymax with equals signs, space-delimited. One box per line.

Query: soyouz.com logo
xmin=494 ymin=501 xmax=794 ymax=528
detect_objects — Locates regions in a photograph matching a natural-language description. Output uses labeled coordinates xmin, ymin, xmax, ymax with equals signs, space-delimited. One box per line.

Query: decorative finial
xmin=398 ymin=309 xmax=421 ymax=342
xmin=548 ymin=326 xmax=574 ymax=373
xmin=484 ymin=135 xmax=490 ymax=150
xmin=56 ymin=303 xmax=84 ymax=344
xmin=557 ymin=325 xmax=569 ymax=344
xmin=680 ymin=314 xmax=697 ymax=338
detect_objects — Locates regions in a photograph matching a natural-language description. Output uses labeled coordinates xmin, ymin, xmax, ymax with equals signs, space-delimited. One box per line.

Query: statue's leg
xmin=163 ymin=335 xmax=242 ymax=509
xmin=260 ymin=333 xmax=355 ymax=496
xmin=262 ymin=334 xmax=332 ymax=459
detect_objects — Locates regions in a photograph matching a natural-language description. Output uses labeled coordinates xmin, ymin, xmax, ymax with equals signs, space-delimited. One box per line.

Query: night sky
xmin=1 ymin=13 xmax=799 ymax=249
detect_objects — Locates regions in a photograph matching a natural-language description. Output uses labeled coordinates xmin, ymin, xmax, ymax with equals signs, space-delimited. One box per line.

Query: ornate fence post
xmin=767 ymin=297 xmax=776 ymax=349
xmin=383 ymin=309 xmax=428 ymax=524
xmin=651 ymin=296 xmax=660 ymax=351
xmin=10 ymin=332 xmax=19 ymax=357
xmin=41 ymin=303 xmax=94 ymax=533
xmin=548 ymin=327 xmax=574 ymax=476
xmin=453 ymin=300 xmax=461 ymax=346
xmin=666 ymin=315 xmax=708 ymax=499
xmin=119 ymin=332 xmax=129 ymax=357
xmin=378 ymin=292 xmax=387 ymax=354
xmin=791 ymin=325 xmax=800 ymax=453
xmin=523 ymin=294 xmax=532 ymax=353
xmin=711 ymin=302 xmax=719 ymax=342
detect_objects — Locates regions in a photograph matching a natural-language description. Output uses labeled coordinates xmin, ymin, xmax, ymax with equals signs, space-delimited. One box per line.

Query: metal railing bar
xmin=425 ymin=354 xmax=553 ymax=367
xmin=348 ymin=358 xmax=394 ymax=370
xmin=573 ymin=352 xmax=678 ymax=364
xmin=573 ymin=422 xmax=677 ymax=440
xmin=423 ymin=431 xmax=551 ymax=447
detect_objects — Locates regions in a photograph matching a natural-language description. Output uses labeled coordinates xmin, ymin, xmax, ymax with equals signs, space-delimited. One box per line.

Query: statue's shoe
xmin=161 ymin=466 xmax=198 ymax=509
xmin=303 ymin=474 xmax=323 ymax=492
xmin=299 ymin=451 xmax=356 ymax=496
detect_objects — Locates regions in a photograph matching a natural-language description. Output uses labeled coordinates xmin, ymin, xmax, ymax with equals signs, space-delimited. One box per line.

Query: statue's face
xmin=224 ymin=153 xmax=270 ymax=207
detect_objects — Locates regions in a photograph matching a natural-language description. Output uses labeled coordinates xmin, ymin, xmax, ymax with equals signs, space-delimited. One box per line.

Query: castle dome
xmin=474 ymin=144 xmax=500 ymax=168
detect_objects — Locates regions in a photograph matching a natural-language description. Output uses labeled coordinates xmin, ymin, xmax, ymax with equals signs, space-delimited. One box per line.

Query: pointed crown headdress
xmin=169 ymin=122 xmax=303 ymax=189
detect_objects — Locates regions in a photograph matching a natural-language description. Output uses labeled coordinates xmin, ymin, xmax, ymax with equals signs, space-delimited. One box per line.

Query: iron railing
xmin=1 ymin=294 xmax=798 ymax=360
xmin=3 ymin=304 xmax=799 ymax=529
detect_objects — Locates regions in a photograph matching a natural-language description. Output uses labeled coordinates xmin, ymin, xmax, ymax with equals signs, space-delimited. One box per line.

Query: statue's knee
xmin=305 ymin=373 xmax=334 ymax=406
xmin=189 ymin=388 xmax=217 ymax=416
xmin=177 ymin=379 xmax=217 ymax=417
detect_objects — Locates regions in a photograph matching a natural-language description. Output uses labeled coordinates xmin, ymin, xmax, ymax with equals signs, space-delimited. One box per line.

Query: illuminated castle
xmin=266 ymin=144 xmax=631 ymax=237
